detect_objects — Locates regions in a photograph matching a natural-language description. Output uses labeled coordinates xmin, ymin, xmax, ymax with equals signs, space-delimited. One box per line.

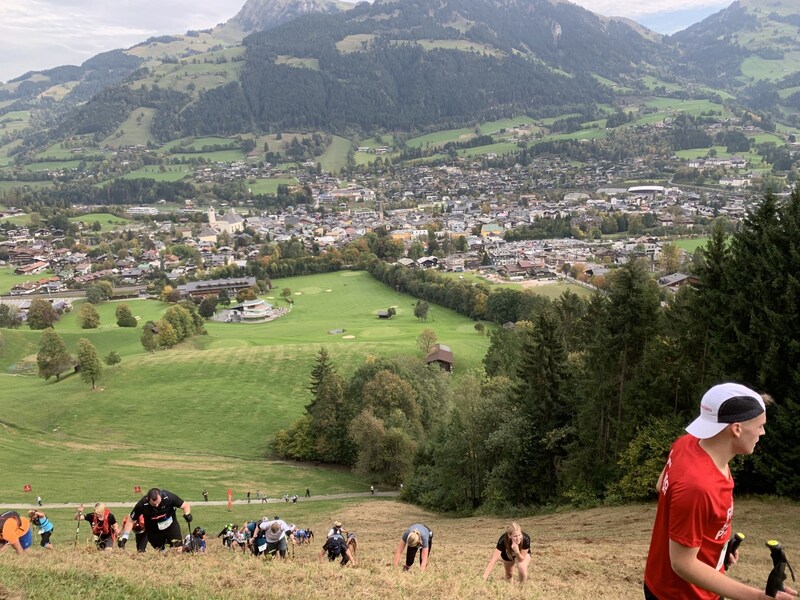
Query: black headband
xmin=717 ymin=395 xmax=765 ymax=423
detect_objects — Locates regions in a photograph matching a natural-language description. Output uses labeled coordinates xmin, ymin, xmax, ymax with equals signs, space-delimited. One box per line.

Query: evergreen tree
xmin=37 ymin=329 xmax=72 ymax=381
xmin=76 ymin=338 xmax=102 ymax=390
xmin=695 ymin=187 xmax=800 ymax=495
xmin=488 ymin=305 xmax=573 ymax=504
xmin=568 ymin=260 xmax=661 ymax=492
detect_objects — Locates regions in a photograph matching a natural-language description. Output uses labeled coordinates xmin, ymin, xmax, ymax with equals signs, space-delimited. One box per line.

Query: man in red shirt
xmin=644 ymin=383 xmax=797 ymax=600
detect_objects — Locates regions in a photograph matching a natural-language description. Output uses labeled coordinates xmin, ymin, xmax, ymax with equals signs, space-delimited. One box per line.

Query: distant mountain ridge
xmin=232 ymin=0 xmax=349 ymax=32
xmin=1 ymin=0 xmax=799 ymax=154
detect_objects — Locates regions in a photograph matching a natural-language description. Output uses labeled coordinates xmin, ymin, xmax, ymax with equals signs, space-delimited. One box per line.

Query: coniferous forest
xmin=274 ymin=187 xmax=800 ymax=511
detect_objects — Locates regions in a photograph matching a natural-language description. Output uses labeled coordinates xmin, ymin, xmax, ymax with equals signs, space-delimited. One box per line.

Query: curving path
xmin=1 ymin=491 xmax=399 ymax=511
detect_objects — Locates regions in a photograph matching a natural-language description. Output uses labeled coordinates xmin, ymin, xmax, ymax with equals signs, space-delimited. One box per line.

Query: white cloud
xmin=0 ymin=0 xmax=242 ymax=81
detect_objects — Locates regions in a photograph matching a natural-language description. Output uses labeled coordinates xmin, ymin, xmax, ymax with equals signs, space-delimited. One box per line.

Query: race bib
xmin=157 ymin=516 xmax=173 ymax=530
xmin=258 ymin=543 xmax=267 ymax=553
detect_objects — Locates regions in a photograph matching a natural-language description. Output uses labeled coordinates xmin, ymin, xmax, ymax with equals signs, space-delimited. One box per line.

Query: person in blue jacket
xmin=27 ymin=510 xmax=55 ymax=549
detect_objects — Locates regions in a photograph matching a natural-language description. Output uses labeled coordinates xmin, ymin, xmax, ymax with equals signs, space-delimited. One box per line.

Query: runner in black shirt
xmin=119 ymin=488 xmax=192 ymax=551
xmin=482 ymin=522 xmax=532 ymax=584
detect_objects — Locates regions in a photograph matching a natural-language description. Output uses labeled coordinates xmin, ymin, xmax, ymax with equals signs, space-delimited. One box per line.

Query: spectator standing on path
xmin=394 ymin=523 xmax=433 ymax=573
xmin=28 ymin=510 xmax=55 ymax=549
xmin=36 ymin=496 xmax=42 ymax=507
xmin=261 ymin=492 xmax=268 ymax=504
xmin=120 ymin=488 xmax=191 ymax=551
xmin=305 ymin=488 xmax=311 ymax=498
xmin=370 ymin=485 xmax=375 ymax=495
xmin=202 ymin=489 xmax=208 ymax=502
xmin=247 ymin=491 xmax=251 ymax=504
xmin=644 ymin=383 xmax=798 ymax=600
xmin=0 ymin=511 xmax=32 ymax=555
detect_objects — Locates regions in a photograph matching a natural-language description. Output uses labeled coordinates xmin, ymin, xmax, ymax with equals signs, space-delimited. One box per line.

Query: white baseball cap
xmin=685 ymin=383 xmax=766 ymax=439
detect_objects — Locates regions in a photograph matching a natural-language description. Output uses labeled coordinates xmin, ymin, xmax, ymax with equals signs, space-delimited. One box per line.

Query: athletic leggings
xmin=405 ymin=531 xmax=433 ymax=567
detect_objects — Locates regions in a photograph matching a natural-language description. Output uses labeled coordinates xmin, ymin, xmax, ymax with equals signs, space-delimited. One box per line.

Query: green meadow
xmin=673 ymin=237 xmax=709 ymax=253
xmin=120 ymin=165 xmax=193 ymax=182
xmin=318 ymin=136 xmax=352 ymax=173
xmin=247 ymin=178 xmax=299 ymax=195
xmin=102 ymin=108 xmax=158 ymax=148
xmin=37 ymin=142 xmax=101 ymax=160
xmin=0 ymin=271 xmax=493 ymax=503
xmin=0 ymin=266 xmax=57 ymax=294
xmin=161 ymin=137 xmax=239 ymax=153
xmin=68 ymin=213 xmax=132 ymax=233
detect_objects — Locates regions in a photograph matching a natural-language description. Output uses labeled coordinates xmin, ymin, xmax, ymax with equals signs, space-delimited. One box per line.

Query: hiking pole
xmin=765 ymin=540 xmax=796 ymax=597
xmin=724 ymin=532 xmax=745 ymax=570
xmin=74 ymin=507 xmax=83 ymax=548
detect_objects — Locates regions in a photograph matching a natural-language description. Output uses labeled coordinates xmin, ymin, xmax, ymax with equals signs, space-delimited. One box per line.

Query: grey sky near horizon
xmin=0 ymin=0 xmax=730 ymax=83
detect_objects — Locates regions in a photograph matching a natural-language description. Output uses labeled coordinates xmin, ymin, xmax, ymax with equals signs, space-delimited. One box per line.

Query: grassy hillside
xmin=0 ymin=271 xmax=492 ymax=502
xmin=0 ymin=498 xmax=797 ymax=599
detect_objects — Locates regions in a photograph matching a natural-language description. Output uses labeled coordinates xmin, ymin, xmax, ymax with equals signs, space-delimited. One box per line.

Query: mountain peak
xmin=231 ymin=0 xmax=349 ymax=33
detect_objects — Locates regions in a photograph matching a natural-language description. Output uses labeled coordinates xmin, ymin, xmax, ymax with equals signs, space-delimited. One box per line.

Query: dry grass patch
xmin=3 ymin=499 xmax=797 ymax=599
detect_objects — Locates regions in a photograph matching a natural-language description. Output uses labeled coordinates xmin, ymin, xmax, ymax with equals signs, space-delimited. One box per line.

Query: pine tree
xmin=76 ymin=338 xmax=102 ymax=390
xmin=37 ymin=329 xmax=72 ymax=381
xmin=490 ymin=305 xmax=572 ymax=504
xmin=568 ymin=260 xmax=662 ymax=492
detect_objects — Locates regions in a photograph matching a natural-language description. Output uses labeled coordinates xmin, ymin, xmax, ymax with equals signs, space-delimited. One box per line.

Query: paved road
xmin=1 ymin=491 xmax=399 ymax=511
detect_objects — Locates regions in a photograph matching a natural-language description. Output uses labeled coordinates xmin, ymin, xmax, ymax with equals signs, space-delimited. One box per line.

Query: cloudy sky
xmin=0 ymin=0 xmax=731 ymax=83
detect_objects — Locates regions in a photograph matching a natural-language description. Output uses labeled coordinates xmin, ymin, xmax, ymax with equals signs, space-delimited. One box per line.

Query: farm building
xmin=425 ymin=344 xmax=454 ymax=373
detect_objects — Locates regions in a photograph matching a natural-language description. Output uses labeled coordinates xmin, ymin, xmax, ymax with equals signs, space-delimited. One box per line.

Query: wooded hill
xmin=2 ymin=0 xmax=800 ymax=155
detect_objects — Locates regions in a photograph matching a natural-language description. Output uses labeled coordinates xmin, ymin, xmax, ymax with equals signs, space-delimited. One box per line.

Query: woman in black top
xmin=482 ymin=522 xmax=531 ymax=583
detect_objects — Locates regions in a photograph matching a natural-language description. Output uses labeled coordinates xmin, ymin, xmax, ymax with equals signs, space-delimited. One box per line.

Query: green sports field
xmin=0 ymin=271 xmax=492 ymax=503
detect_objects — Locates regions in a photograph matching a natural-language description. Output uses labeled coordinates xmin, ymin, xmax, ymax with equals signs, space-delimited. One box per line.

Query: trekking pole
xmin=765 ymin=540 xmax=796 ymax=598
xmin=724 ymin=532 xmax=745 ymax=570
xmin=74 ymin=507 xmax=83 ymax=548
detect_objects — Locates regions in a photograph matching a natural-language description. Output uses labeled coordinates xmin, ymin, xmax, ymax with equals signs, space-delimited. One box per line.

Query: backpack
xmin=91 ymin=510 xmax=114 ymax=540
xmin=326 ymin=534 xmax=344 ymax=559
xmin=0 ymin=511 xmax=22 ymax=542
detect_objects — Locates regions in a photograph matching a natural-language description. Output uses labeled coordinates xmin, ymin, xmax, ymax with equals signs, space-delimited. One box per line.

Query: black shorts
xmin=146 ymin=520 xmax=183 ymax=549
xmin=96 ymin=535 xmax=114 ymax=550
